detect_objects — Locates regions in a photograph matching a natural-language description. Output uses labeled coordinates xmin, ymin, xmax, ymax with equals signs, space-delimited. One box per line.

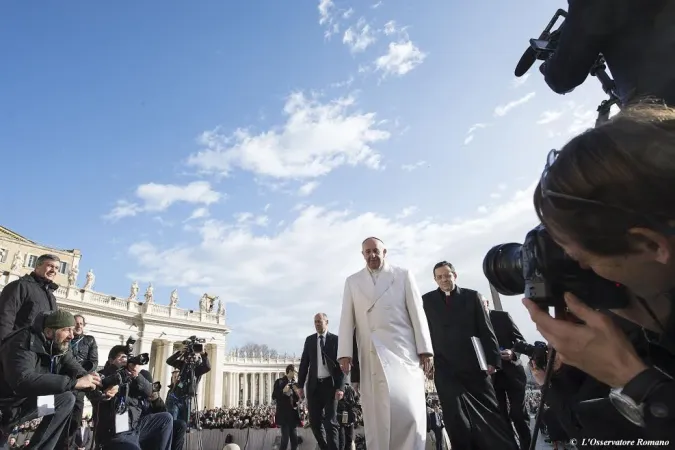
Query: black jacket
xmin=0 ymin=313 xmax=86 ymax=423
xmin=298 ymin=331 xmax=345 ymax=393
xmin=0 ymin=273 xmax=58 ymax=342
xmin=70 ymin=334 xmax=98 ymax=371
xmin=86 ymin=364 xmax=153 ymax=443
xmin=336 ymin=384 xmax=358 ymax=425
xmin=422 ymin=287 xmax=500 ymax=373
xmin=272 ymin=376 xmax=301 ymax=427
xmin=489 ymin=310 xmax=527 ymax=389
xmin=541 ymin=0 xmax=675 ymax=106
xmin=166 ymin=351 xmax=211 ymax=398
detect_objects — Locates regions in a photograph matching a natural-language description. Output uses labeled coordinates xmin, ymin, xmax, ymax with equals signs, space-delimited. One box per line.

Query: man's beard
xmin=53 ymin=340 xmax=70 ymax=354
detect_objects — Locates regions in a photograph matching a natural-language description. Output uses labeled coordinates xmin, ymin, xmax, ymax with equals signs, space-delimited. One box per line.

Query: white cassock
xmin=337 ymin=263 xmax=433 ymax=450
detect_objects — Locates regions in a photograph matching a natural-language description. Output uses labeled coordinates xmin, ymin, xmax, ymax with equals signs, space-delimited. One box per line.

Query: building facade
xmin=0 ymin=227 xmax=300 ymax=410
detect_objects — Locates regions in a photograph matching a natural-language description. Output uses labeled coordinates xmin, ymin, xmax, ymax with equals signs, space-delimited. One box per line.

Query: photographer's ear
xmin=628 ymin=227 xmax=673 ymax=265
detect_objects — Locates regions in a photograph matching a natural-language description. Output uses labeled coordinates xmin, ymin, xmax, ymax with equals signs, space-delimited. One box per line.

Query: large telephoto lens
xmin=482 ymin=243 xmax=525 ymax=296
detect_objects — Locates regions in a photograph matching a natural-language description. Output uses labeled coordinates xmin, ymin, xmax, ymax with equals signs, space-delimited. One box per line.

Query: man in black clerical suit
xmin=298 ymin=313 xmax=345 ymax=450
xmin=486 ymin=299 xmax=532 ymax=450
xmin=273 ymin=364 xmax=302 ymax=450
xmin=422 ymin=261 xmax=518 ymax=450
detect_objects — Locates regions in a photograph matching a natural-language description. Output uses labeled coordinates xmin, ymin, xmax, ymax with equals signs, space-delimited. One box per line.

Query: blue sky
xmin=0 ymin=0 xmax=614 ymax=352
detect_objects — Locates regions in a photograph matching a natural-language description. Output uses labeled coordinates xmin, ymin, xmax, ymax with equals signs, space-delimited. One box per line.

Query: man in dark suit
xmin=486 ymin=300 xmax=532 ymax=450
xmin=422 ymin=261 xmax=518 ymax=450
xmin=69 ymin=418 xmax=92 ymax=450
xmin=273 ymin=365 xmax=302 ymax=450
xmin=298 ymin=313 xmax=344 ymax=450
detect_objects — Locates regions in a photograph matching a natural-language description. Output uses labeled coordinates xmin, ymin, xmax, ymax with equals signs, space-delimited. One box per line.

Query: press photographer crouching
xmin=87 ymin=343 xmax=173 ymax=449
xmin=521 ymin=103 xmax=675 ymax=443
xmin=165 ymin=336 xmax=211 ymax=426
xmin=0 ymin=310 xmax=100 ymax=450
xmin=139 ymin=373 xmax=186 ymax=450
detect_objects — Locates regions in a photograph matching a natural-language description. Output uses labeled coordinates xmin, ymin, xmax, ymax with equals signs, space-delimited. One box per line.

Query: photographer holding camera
xmin=0 ymin=310 xmax=100 ymax=450
xmin=521 ymin=103 xmax=675 ymax=442
xmin=87 ymin=344 xmax=173 ymax=449
xmin=272 ymin=364 xmax=302 ymax=450
xmin=537 ymin=0 xmax=675 ymax=106
xmin=139 ymin=372 xmax=187 ymax=450
xmin=165 ymin=336 xmax=211 ymax=425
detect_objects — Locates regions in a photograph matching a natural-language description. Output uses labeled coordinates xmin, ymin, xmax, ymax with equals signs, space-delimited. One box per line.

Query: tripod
xmin=590 ymin=56 xmax=621 ymax=126
xmin=169 ymin=358 xmax=204 ymax=450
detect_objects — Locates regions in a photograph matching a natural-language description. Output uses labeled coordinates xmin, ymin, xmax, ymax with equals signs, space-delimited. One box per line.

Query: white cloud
xmin=464 ymin=122 xmax=487 ymax=145
xmin=127 ymin=183 xmax=542 ymax=350
xmin=374 ymin=39 xmax=426 ymax=77
xmin=372 ymin=1 xmax=383 ymax=8
xmin=401 ymin=160 xmax=426 ymax=171
xmin=298 ymin=181 xmax=319 ymax=196
xmin=494 ymin=92 xmax=536 ymax=117
xmin=343 ymin=18 xmax=376 ymax=53
xmin=318 ymin=0 xmax=334 ymax=26
xmin=342 ymin=8 xmax=354 ymax=19
xmin=187 ymin=92 xmax=390 ymax=179
xmin=383 ymin=20 xmax=397 ymax=36
xmin=396 ymin=206 xmax=417 ymax=219
xmin=464 ymin=135 xmax=474 ymax=145
xmin=104 ymin=181 xmax=222 ymax=222
xmin=511 ymin=74 xmax=530 ymax=88
xmin=537 ymin=110 xmax=564 ymax=125
xmin=186 ymin=207 xmax=210 ymax=221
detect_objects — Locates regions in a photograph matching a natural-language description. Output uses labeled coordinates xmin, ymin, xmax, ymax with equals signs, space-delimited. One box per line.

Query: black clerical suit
xmin=422 ymin=287 xmax=518 ymax=450
xmin=489 ymin=309 xmax=532 ymax=450
xmin=298 ymin=331 xmax=344 ymax=450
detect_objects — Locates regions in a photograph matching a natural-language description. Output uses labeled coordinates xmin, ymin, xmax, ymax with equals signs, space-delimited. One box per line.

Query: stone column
xmin=242 ymin=374 xmax=249 ymax=406
xmin=205 ymin=344 xmax=223 ymax=408
xmin=160 ymin=340 xmax=174 ymax=400
xmin=234 ymin=373 xmax=240 ymax=406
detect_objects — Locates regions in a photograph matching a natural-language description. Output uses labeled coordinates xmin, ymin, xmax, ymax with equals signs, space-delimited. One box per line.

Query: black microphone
xmin=514 ymin=46 xmax=537 ymax=77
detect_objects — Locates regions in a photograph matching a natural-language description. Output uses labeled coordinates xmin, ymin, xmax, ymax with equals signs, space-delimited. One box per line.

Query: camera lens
xmin=482 ymin=243 xmax=525 ymax=296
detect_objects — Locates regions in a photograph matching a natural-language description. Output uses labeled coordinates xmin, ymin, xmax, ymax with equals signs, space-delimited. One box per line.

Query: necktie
xmin=319 ymin=335 xmax=326 ymax=365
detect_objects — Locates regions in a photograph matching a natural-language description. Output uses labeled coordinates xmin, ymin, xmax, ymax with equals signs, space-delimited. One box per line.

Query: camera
xmin=125 ymin=336 xmax=150 ymax=365
xmin=152 ymin=381 xmax=162 ymax=393
xmin=483 ymin=224 xmax=630 ymax=309
xmin=182 ymin=336 xmax=206 ymax=355
xmin=513 ymin=340 xmax=549 ymax=371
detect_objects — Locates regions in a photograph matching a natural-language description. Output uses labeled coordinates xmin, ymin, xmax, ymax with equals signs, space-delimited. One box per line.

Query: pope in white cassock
xmin=337 ymin=237 xmax=434 ymax=450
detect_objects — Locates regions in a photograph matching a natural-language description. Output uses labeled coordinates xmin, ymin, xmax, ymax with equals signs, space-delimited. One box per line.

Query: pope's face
xmin=362 ymin=239 xmax=386 ymax=270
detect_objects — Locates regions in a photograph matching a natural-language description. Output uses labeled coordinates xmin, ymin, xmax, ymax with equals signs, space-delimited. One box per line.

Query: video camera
xmin=483 ymin=224 xmax=630 ymax=310
xmin=514 ymin=8 xmax=619 ymax=125
xmin=182 ymin=336 xmax=206 ymax=355
xmin=513 ymin=340 xmax=549 ymax=371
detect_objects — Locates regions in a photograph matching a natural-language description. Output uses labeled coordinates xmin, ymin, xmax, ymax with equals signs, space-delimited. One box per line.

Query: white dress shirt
xmin=316 ymin=332 xmax=331 ymax=379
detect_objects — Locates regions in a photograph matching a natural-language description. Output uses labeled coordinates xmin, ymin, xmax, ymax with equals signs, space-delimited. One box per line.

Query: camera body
xmin=96 ymin=336 xmax=150 ymax=392
xmin=513 ymin=340 xmax=549 ymax=371
xmin=152 ymin=381 xmax=162 ymax=393
xmin=483 ymin=224 xmax=630 ymax=309
xmin=125 ymin=336 xmax=150 ymax=365
xmin=182 ymin=335 xmax=206 ymax=356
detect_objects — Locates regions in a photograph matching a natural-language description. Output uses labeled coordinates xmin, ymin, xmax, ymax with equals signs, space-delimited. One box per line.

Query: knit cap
xmin=44 ymin=310 xmax=76 ymax=330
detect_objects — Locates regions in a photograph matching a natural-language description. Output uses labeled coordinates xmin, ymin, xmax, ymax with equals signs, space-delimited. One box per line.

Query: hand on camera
xmin=335 ymin=389 xmax=344 ymax=401
xmin=524 ymin=292 xmax=648 ymax=388
xmin=500 ymin=349 xmax=514 ymax=360
xmin=103 ymin=385 xmax=119 ymax=399
xmin=75 ymin=373 xmax=101 ymax=391
xmin=127 ymin=364 xmax=140 ymax=378
xmin=283 ymin=384 xmax=291 ymax=394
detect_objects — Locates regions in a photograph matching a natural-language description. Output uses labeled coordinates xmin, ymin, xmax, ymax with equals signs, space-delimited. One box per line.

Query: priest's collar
xmin=439 ymin=286 xmax=461 ymax=296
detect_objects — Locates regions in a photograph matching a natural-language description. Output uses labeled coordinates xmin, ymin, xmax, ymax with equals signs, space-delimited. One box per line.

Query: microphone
xmin=514 ymin=46 xmax=537 ymax=77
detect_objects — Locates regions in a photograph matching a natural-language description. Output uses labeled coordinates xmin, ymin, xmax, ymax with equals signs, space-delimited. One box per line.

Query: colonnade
xmin=222 ymin=371 xmax=287 ymax=407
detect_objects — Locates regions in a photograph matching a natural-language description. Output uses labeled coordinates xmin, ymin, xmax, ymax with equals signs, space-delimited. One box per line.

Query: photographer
xmin=0 ymin=310 xmax=100 ymax=450
xmin=87 ymin=345 xmax=173 ymax=449
xmin=139 ymin=372 xmax=186 ymax=450
xmin=165 ymin=338 xmax=211 ymax=425
xmin=272 ymin=365 xmax=301 ymax=450
xmin=540 ymin=0 xmax=675 ymax=105
xmin=68 ymin=314 xmax=99 ymax=440
xmin=336 ymin=383 xmax=358 ymax=450
xmin=524 ymin=103 xmax=675 ymax=442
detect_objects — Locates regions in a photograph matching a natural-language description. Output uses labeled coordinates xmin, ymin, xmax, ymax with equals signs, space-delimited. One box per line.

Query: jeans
xmin=172 ymin=420 xmax=187 ymax=450
xmin=0 ymin=392 xmax=75 ymax=450
xmin=165 ymin=396 xmax=192 ymax=425
xmin=102 ymin=412 xmax=173 ymax=450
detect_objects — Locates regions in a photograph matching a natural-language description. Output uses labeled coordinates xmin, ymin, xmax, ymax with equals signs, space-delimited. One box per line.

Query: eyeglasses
xmin=539 ymin=149 xmax=675 ymax=235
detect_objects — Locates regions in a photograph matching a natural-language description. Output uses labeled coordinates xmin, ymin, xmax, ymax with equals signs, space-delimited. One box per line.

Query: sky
xmin=0 ymin=0 xmax=617 ymax=353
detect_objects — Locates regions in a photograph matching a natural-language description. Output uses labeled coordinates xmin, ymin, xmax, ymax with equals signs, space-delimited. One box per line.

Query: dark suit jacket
xmin=298 ymin=331 xmax=345 ymax=393
xmin=350 ymin=331 xmax=360 ymax=384
xmin=489 ymin=310 xmax=527 ymax=387
xmin=70 ymin=426 xmax=92 ymax=449
xmin=422 ymin=287 xmax=500 ymax=373
xmin=272 ymin=376 xmax=301 ymax=426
